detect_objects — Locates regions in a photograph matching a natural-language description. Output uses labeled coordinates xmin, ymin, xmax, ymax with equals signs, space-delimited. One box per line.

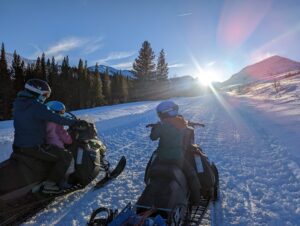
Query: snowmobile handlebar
xmin=146 ymin=122 xmax=205 ymax=128
xmin=146 ymin=123 xmax=159 ymax=128
xmin=65 ymin=111 xmax=77 ymax=120
xmin=64 ymin=112 xmax=91 ymax=131
xmin=188 ymin=122 xmax=205 ymax=127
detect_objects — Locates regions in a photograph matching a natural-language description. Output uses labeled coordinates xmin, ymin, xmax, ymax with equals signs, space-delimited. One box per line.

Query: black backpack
xmin=188 ymin=144 xmax=215 ymax=199
xmin=70 ymin=139 xmax=105 ymax=186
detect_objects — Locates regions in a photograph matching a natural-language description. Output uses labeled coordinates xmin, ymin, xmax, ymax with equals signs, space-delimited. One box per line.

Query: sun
xmin=197 ymin=69 xmax=216 ymax=86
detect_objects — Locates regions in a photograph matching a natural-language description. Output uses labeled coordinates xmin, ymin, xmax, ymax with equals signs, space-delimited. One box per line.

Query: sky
xmin=1 ymin=0 xmax=300 ymax=82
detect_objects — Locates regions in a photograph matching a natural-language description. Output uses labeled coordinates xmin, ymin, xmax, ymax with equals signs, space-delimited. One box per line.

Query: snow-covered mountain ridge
xmin=223 ymin=55 xmax=300 ymax=87
xmin=5 ymin=53 xmax=35 ymax=68
xmin=4 ymin=52 xmax=134 ymax=77
xmin=87 ymin=65 xmax=134 ymax=77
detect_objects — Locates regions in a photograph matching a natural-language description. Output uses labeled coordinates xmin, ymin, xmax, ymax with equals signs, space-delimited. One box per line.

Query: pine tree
xmin=133 ymin=40 xmax=155 ymax=81
xmin=0 ymin=43 xmax=13 ymax=120
xmin=101 ymin=67 xmax=111 ymax=104
xmin=92 ymin=63 xmax=104 ymax=106
xmin=132 ymin=41 xmax=156 ymax=100
xmin=41 ymin=53 xmax=46 ymax=80
xmin=11 ymin=50 xmax=25 ymax=96
xmin=58 ymin=56 xmax=71 ymax=106
xmin=25 ymin=63 xmax=35 ymax=81
xmin=78 ymin=59 xmax=89 ymax=108
xmin=120 ymin=75 xmax=129 ymax=102
xmin=33 ymin=56 xmax=44 ymax=80
xmin=111 ymin=74 xmax=120 ymax=103
xmin=156 ymin=49 xmax=168 ymax=81
xmin=47 ymin=57 xmax=59 ymax=101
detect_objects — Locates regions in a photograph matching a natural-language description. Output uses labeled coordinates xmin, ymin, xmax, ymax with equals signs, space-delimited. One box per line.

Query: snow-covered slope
xmin=222 ymin=56 xmax=300 ymax=87
xmin=88 ymin=65 xmax=134 ymax=77
xmin=0 ymin=94 xmax=299 ymax=225
xmin=227 ymin=72 xmax=300 ymax=102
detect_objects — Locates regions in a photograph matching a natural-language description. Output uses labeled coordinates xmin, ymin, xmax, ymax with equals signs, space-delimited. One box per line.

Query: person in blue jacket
xmin=12 ymin=79 xmax=84 ymax=193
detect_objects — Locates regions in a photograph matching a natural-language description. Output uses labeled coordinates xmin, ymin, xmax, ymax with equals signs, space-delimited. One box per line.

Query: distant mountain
xmin=5 ymin=53 xmax=35 ymax=68
xmin=222 ymin=55 xmax=300 ymax=87
xmin=5 ymin=52 xmax=134 ymax=78
xmin=88 ymin=65 xmax=134 ymax=77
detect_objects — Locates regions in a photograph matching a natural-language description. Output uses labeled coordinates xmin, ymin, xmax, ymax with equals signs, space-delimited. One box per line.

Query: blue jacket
xmin=13 ymin=91 xmax=76 ymax=147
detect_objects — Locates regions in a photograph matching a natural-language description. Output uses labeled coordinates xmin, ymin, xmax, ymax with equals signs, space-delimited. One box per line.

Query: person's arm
xmin=34 ymin=102 xmax=76 ymax=126
xmin=150 ymin=123 xmax=161 ymax=141
xmin=56 ymin=125 xmax=73 ymax=145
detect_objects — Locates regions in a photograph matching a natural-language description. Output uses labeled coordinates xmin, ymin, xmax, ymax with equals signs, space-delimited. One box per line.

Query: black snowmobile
xmin=0 ymin=113 xmax=126 ymax=226
xmin=88 ymin=122 xmax=219 ymax=226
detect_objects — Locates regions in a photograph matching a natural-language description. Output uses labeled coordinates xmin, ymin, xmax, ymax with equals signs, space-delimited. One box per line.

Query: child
xmin=45 ymin=101 xmax=74 ymax=190
xmin=149 ymin=100 xmax=202 ymax=204
xmin=46 ymin=101 xmax=73 ymax=149
xmin=150 ymin=101 xmax=194 ymax=160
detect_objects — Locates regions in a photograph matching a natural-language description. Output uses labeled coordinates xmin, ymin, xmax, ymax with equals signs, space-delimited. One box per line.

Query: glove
xmin=74 ymin=120 xmax=89 ymax=129
xmin=146 ymin=123 xmax=160 ymax=128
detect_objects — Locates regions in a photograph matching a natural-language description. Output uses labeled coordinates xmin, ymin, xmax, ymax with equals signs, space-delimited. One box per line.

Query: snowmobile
xmin=88 ymin=122 xmax=219 ymax=226
xmin=0 ymin=113 xmax=126 ymax=226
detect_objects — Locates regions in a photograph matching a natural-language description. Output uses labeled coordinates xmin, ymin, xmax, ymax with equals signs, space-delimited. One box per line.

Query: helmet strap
xmin=37 ymin=94 xmax=47 ymax=103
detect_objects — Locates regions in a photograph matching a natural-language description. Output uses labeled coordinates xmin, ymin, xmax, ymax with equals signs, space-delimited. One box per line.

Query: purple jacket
xmin=46 ymin=122 xmax=72 ymax=149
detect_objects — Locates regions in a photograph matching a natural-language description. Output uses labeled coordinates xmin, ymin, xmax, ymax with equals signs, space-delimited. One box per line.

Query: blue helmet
xmin=46 ymin=101 xmax=66 ymax=114
xmin=156 ymin=101 xmax=179 ymax=118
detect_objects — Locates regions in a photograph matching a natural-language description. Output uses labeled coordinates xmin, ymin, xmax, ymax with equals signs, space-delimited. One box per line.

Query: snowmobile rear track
xmin=185 ymin=198 xmax=210 ymax=226
xmin=0 ymin=184 xmax=83 ymax=226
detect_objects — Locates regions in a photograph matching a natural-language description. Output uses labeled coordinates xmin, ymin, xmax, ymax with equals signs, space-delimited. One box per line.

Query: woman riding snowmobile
xmin=0 ymin=79 xmax=89 ymax=197
xmin=9 ymin=79 xmax=87 ymax=193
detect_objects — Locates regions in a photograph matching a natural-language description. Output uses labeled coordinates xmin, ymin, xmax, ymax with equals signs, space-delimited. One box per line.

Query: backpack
xmin=69 ymin=139 xmax=105 ymax=186
xmin=188 ymin=144 xmax=215 ymax=199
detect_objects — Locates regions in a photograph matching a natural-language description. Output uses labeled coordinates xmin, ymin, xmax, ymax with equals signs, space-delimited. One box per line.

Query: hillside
xmin=222 ymin=55 xmax=300 ymax=87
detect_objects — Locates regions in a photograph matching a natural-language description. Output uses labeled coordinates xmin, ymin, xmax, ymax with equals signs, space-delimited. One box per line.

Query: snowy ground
xmin=0 ymin=92 xmax=299 ymax=225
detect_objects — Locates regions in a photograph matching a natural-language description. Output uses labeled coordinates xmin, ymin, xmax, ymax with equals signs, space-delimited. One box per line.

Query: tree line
xmin=0 ymin=41 xmax=199 ymax=120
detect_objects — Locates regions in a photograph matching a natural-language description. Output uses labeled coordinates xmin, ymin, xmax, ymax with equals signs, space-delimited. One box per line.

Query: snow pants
xmin=13 ymin=144 xmax=73 ymax=183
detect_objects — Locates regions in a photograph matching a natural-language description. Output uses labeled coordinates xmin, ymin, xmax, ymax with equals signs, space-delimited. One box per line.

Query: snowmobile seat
xmin=147 ymin=162 xmax=187 ymax=189
xmin=0 ymin=152 xmax=52 ymax=201
xmin=137 ymin=162 xmax=189 ymax=218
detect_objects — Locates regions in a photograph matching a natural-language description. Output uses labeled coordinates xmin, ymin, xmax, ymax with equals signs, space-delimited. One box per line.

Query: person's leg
xmin=40 ymin=145 xmax=73 ymax=183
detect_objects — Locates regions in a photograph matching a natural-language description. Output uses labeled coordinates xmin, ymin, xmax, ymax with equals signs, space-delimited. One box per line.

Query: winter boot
xmin=41 ymin=181 xmax=61 ymax=194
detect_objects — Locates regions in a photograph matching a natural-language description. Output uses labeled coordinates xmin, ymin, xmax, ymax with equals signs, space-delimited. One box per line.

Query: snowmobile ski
xmin=94 ymin=156 xmax=126 ymax=190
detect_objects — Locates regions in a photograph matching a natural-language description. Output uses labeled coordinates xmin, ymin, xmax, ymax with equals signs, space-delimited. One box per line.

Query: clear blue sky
xmin=1 ymin=0 xmax=300 ymax=82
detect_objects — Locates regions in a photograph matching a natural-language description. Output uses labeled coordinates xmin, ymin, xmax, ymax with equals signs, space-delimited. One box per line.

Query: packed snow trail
xmin=0 ymin=95 xmax=299 ymax=225
xmin=184 ymin=95 xmax=300 ymax=225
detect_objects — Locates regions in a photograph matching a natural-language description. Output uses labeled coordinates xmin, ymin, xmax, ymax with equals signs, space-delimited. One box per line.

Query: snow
xmin=0 ymin=90 xmax=300 ymax=225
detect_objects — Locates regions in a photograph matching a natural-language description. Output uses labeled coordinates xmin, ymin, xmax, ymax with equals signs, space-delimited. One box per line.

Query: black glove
xmin=146 ymin=123 xmax=160 ymax=128
xmin=74 ymin=120 xmax=89 ymax=129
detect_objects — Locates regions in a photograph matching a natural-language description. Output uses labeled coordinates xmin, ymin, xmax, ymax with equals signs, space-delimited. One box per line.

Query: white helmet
xmin=25 ymin=79 xmax=51 ymax=103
